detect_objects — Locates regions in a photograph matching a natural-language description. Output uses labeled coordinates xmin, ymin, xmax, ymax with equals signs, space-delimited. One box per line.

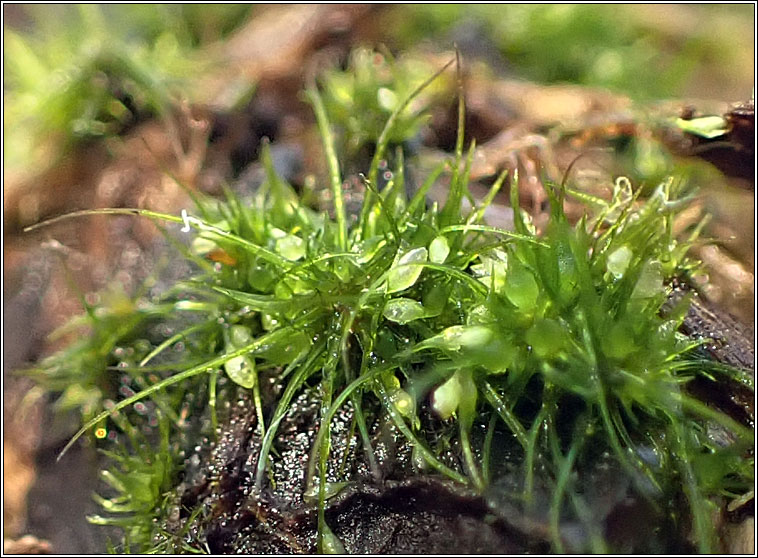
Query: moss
xmin=3 ymin=5 xmax=253 ymax=176
xmin=385 ymin=4 xmax=753 ymax=100
xmin=28 ymin=55 xmax=752 ymax=553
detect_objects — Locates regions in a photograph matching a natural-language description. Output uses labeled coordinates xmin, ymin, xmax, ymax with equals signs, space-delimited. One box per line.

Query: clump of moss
xmin=319 ymin=47 xmax=448 ymax=159
xmin=3 ymin=4 xmax=252 ymax=177
xmin=28 ymin=56 xmax=752 ymax=553
xmin=388 ymin=4 xmax=753 ymax=101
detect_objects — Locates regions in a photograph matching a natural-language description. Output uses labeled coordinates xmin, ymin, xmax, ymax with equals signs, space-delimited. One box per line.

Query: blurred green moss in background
xmin=3 ymin=5 xmax=253 ymax=177
xmin=4 ymin=4 xmax=753 ymax=179
xmin=387 ymin=4 xmax=754 ymax=100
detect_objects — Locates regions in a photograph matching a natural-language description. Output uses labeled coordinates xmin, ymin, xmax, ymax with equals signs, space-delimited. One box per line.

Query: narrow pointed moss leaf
xmin=364 ymin=57 xmax=455 ymax=232
xmin=211 ymin=286 xmax=293 ymax=312
xmin=306 ymin=86 xmax=346 ymax=251
xmin=387 ymin=247 xmax=428 ymax=293
xmin=384 ymin=298 xmax=425 ymax=324
xmin=429 ymin=235 xmax=450 ymax=264
xmin=24 ymin=207 xmax=293 ymax=270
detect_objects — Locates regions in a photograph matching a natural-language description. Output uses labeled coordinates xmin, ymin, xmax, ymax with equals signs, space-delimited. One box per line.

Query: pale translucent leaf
xmin=429 ymin=236 xmax=450 ymax=263
xmin=383 ymin=298 xmax=425 ymax=324
xmin=607 ymin=245 xmax=633 ymax=278
xmin=273 ymin=231 xmax=305 ymax=261
xmin=632 ymin=260 xmax=664 ymax=299
xmin=504 ymin=264 xmax=539 ymax=310
xmin=224 ymin=355 xmax=256 ymax=389
xmin=387 ymin=247 xmax=428 ymax=293
xmin=416 ymin=325 xmax=493 ymax=352
xmin=432 ymin=372 xmax=461 ymax=419
xmin=390 ymin=388 xmax=415 ymax=418
xmin=675 ymin=116 xmax=728 ymax=139
xmin=224 ymin=325 xmax=256 ymax=388
xmin=377 ymin=87 xmax=398 ymax=112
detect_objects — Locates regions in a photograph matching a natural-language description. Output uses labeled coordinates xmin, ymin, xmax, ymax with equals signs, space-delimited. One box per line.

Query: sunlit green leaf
xmin=387 ymin=246 xmax=427 ymax=293
xmin=224 ymin=325 xmax=256 ymax=389
xmin=429 ymin=236 xmax=450 ymax=263
xmin=675 ymin=116 xmax=728 ymax=139
xmin=607 ymin=245 xmax=633 ymax=278
xmin=432 ymin=372 xmax=461 ymax=419
xmin=377 ymin=87 xmax=398 ymax=111
xmin=416 ymin=325 xmax=493 ymax=353
xmin=526 ymin=319 xmax=568 ymax=359
xmin=632 ymin=260 xmax=664 ymax=299
xmin=383 ymin=298 xmax=425 ymax=324
xmin=390 ymin=388 xmax=415 ymax=418
xmin=503 ymin=262 xmax=539 ymax=310
xmin=271 ymin=228 xmax=306 ymax=261
xmin=601 ymin=322 xmax=637 ymax=360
